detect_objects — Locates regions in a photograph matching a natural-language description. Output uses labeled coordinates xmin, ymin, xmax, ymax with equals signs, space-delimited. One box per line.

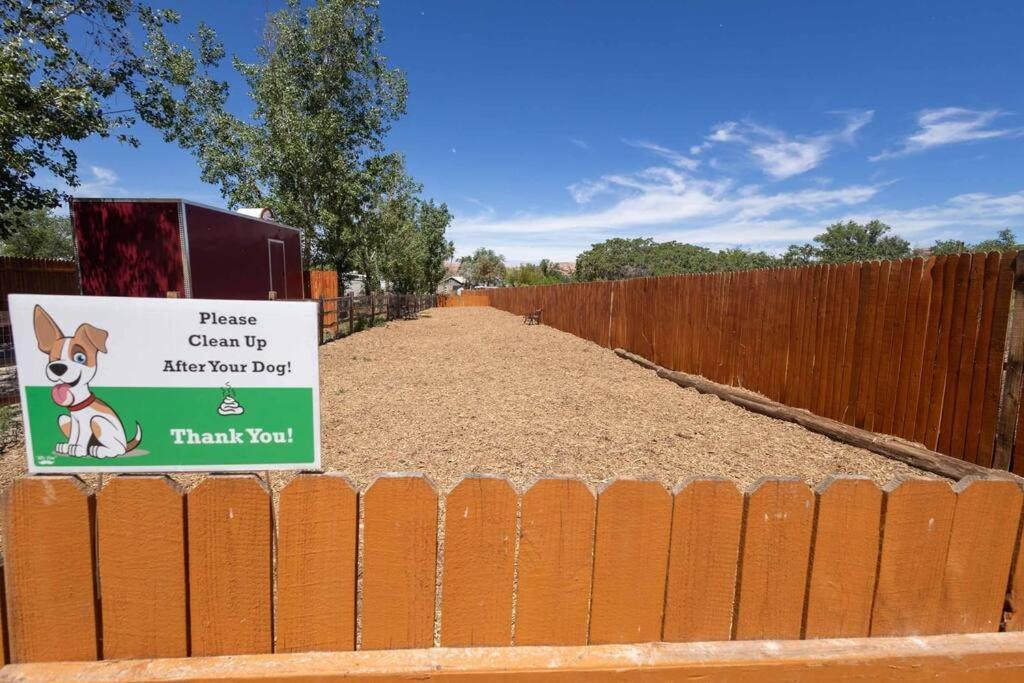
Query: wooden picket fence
xmin=438 ymin=291 xmax=491 ymax=307
xmin=487 ymin=252 xmax=1024 ymax=475
xmin=5 ymin=472 xmax=1024 ymax=679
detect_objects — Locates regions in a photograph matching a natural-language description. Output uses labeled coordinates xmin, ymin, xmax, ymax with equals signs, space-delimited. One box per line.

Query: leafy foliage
xmin=142 ymin=0 xmax=450 ymax=292
xmin=506 ymin=259 xmax=570 ymax=286
xmin=574 ymin=237 xmax=779 ymax=280
xmin=0 ymin=0 xmax=179 ymax=222
xmin=931 ymin=228 xmax=1021 ymax=255
xmin=458 ymin=248 xmax=506 ymax=287
xmin=0 ymin=208 xmax=74 ymax=259
xmin=782 ymin=220 xmax=911 ymax=265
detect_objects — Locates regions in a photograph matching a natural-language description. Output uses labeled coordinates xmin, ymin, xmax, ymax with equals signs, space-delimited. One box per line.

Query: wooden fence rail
xmin=316 ymin=293 xmax=435 ymax=343
xmin=4 ymin=472 xmax=1024 ymax=666
xmin=438 ymin=291 xmax=491 ymax=307
xmin=486 ymin=252 xmax=1024 ymax=474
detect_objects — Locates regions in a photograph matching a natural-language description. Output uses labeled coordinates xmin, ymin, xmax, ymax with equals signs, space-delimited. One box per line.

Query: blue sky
xmin=60 ymin=0 xmax=1024 ymax=262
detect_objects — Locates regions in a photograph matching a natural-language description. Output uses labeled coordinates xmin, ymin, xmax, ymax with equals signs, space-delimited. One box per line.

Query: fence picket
xmin=276 ymin=474 xmax=358 ymax=653
xmin=2 ymin=477 xmax=96 ymax=663
xmin=662 ymin=478 xmax=743 ymax=642
xmin=360 ymin=474 xmax=438 ymax=650
xmin=870 ymin=478 xmax=956 ymax=637
xmin=515 ymin=478 xmax=596 ymax=646
xmin=97 ymin=476 xmax=187 ymax=660
xmin=733 ymin=478 xmax=815 ymax=640
xmin=441 ymin=476 xmax=517 ymax=647
xmin=187 ymin=475 xmax=272 ymax=656
xmin=589 ymin=480 xmax=672 ymax=644
xmin=939 ymin=478 xmax=1023 ymax=633
xmin=804 ymin=477 xmax=882 ymax=638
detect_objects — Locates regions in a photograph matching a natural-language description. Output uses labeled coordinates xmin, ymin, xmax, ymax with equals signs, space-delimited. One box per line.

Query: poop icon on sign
xmin=217 ymin=383 xmax=245 ymax=416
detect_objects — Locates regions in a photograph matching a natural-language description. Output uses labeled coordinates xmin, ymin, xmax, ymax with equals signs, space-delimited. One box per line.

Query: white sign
xmin=10 ymin=294 xmax=320 ymax=473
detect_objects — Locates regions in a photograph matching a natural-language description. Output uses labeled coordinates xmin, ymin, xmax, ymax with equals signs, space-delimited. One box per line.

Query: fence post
xmin=348 ymin=294 xmax=354 ymax=335
xmin=993 ymin=253 xmax=1024 ymax=470
xmin=317 ymin=298 xmax=324 ymax=346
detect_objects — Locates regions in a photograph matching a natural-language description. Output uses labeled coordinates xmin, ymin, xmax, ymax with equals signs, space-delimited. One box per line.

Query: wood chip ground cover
xmin=0 ymin=306 xmax=926 ymax=501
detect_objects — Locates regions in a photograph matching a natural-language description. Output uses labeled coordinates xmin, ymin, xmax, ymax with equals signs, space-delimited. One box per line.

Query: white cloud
xmin=624 ymin=140 xmax=700 ymax=170
xmin=699 ymin=112 xmax=873 ymax=179
xmin=569 ymin=138 xmax=590 ymax=150
xmin=872 ymin=108 xmax=1023 ymax=160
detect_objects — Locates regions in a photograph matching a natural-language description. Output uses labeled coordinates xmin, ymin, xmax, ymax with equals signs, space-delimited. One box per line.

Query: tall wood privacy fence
xmin=488 ymin=252 xmax=1024 ymax=474
xmin=438 ymin=291 xmax=491 ymax=307
xmin=0 ymin=256 xmax=79 ymax=311
xmin=5 ymin=472 xmax=1024 ymax=672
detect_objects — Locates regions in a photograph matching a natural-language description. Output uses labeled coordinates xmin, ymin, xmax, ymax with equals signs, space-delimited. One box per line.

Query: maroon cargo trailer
xmin=71 ymin=198 xmax=304 ymax=300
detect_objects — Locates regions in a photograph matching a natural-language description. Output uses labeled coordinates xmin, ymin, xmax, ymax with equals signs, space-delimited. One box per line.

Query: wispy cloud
xmin=569 ymin=138 xmax=590 ymax=150
xmin=698 ymin=111 xmax=874 ymax=179
xmin=625 ymin=140 xmax=700 ymax=170
xmin=73 ymin=165 xmax=122 ymax=196
xmin=871 ymin=108 xmax=1023 ymax=160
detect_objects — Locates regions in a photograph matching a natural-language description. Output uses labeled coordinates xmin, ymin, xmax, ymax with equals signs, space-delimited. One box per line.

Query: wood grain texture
xmin=187 ymin=475 xmax=272 ymax=656
xmin=940 ymin=478 xmax=1023 ymax=633
xmin=97 ymin=476 xmax=187 ymax=660
xmin=441 ymin=476 xmax=517 ymax=647
xmin=2 ymin=476 xmax=97 ymax=663
xmin=588 ymin=479 xmax=672 ymax=644
xmin=17 ymin=633 xmax=1024 ymax=681
xmin=870 ymin=478 xmax=956 ymax=637
xmin=804 ymin=477 xmax=882 ymax=639
xmin=276 ymin=473 xmax=357 ymax=653
xmin=360 ymin=474 xmax=438 ymax=650
xmin=733 ymin=478 xmax=815 ymax=640
xmin=515 ymin=477 xmax=596 ymax=646
xmin=662 ymin=478 xmax=742 ymax=642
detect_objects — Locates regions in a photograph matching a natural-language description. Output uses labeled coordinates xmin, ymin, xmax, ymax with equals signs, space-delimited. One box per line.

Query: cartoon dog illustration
xmin=33 ymin=305 xmax=142 ymax=458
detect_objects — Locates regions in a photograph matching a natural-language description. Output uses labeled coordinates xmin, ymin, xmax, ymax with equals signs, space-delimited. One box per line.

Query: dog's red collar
xmin=68 ymin=395 xmax=96 ymax=412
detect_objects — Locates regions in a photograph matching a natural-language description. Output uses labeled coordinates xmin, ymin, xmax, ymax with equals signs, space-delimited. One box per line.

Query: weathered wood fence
xmin=0 ymin=256 xmax=80 ymax=312
xmin=487 ymin=252 xmax=1024 ymax=474
xmin=4 ymin=472 xmax=1024 ymax=674
xmin=317 ymin=293 xmax=435 ymax=343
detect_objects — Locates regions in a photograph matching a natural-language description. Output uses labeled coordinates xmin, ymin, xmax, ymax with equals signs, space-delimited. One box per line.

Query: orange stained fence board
xmin=276 ymin=473 xmax=358 ymax=653
xmin=2 ymin=476 xmax=97 ymax=664
xmin=733 ymin=478 xmax=815 ymax=641
xmin=360 ymin=474 xmax=439 ymax=650
xmin=187 ymin=475 xmax=273 ymax=656
xmin=588 ymin=479 xmax=672 ymax=644
xmin=939 ymin=478 xmax=1023 ymax=633
xmin=870 ymin=478 xmax=956 ymax=637
xmin=662 ymin=478 xmax=743 ymax=642
xmin=12 ymin=633 xmax=1024 ymax=682
xmin=804 ymin=477 xmax=882 ymax=639
xmin=97 ymin=476 xmax=187 ymax=660
xmin=515 ymin=477 xmax=596 ymax=646
xmin=441 ymin=476 xmax=517 ymax=647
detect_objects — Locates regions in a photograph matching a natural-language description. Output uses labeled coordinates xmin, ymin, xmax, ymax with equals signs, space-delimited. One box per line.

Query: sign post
xmin=9 ymin=294 xmax=320 ymax=473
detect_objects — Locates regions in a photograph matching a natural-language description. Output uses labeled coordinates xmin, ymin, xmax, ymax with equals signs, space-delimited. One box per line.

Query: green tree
xmin=146 ymin=0 xmax=408 ymax=268
xmin=506 ymin=261 xmax=568 ymax=286
xmin=929 ymin=239 xmax=968 ymax=255
xmin=459 ymin=248 xmax=506 ymax=287
xmin=0 ymin=0 xmax=180 ymax=221
xmin=785 ymin=220 xmax=911 ymax=264
xmin=0 ymin=209 xmax=74 ymax=259
xmin=714 ymin=247 xmax=779 ymax=271
xmin=973 ymin=228 xmax=1021 ymax=252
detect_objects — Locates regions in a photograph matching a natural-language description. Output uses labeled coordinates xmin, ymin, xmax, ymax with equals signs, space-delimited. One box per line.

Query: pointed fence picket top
xmin=515 ymin=477 xmax=596 ymax=647
xmin=360 ymin=473 xmax=439 ymax=650
xmin=440 ymin=475 xmax=517 ymax=647
xmin=187 ymin=474 xmax=272 ymax=656
xmin=97 ymin=476 xmax=187 ymax=660
xmin=276 ymin=473 xmax=358 ymax=653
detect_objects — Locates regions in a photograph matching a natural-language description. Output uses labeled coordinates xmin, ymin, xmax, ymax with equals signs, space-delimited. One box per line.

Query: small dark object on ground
xmin=524 ymin=309 xmax=543 ymax=325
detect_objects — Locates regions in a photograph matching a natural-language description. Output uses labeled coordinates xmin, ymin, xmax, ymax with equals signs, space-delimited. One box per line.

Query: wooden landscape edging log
xmin=7 ymin=633 xmax=1024 ymax=681
xmin=614 ymin=348 xmax=1014 ymax=481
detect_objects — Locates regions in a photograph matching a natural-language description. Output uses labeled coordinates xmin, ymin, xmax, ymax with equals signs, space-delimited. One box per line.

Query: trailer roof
xmin=70 ymin=197 xmax=300 ymax=232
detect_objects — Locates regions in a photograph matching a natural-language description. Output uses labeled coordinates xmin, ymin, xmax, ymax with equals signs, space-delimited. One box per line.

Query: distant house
xmin=554 ymin=261 xmax=576 ymax=277
xmin=437 ymin=275 xmax=468 ymax=295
